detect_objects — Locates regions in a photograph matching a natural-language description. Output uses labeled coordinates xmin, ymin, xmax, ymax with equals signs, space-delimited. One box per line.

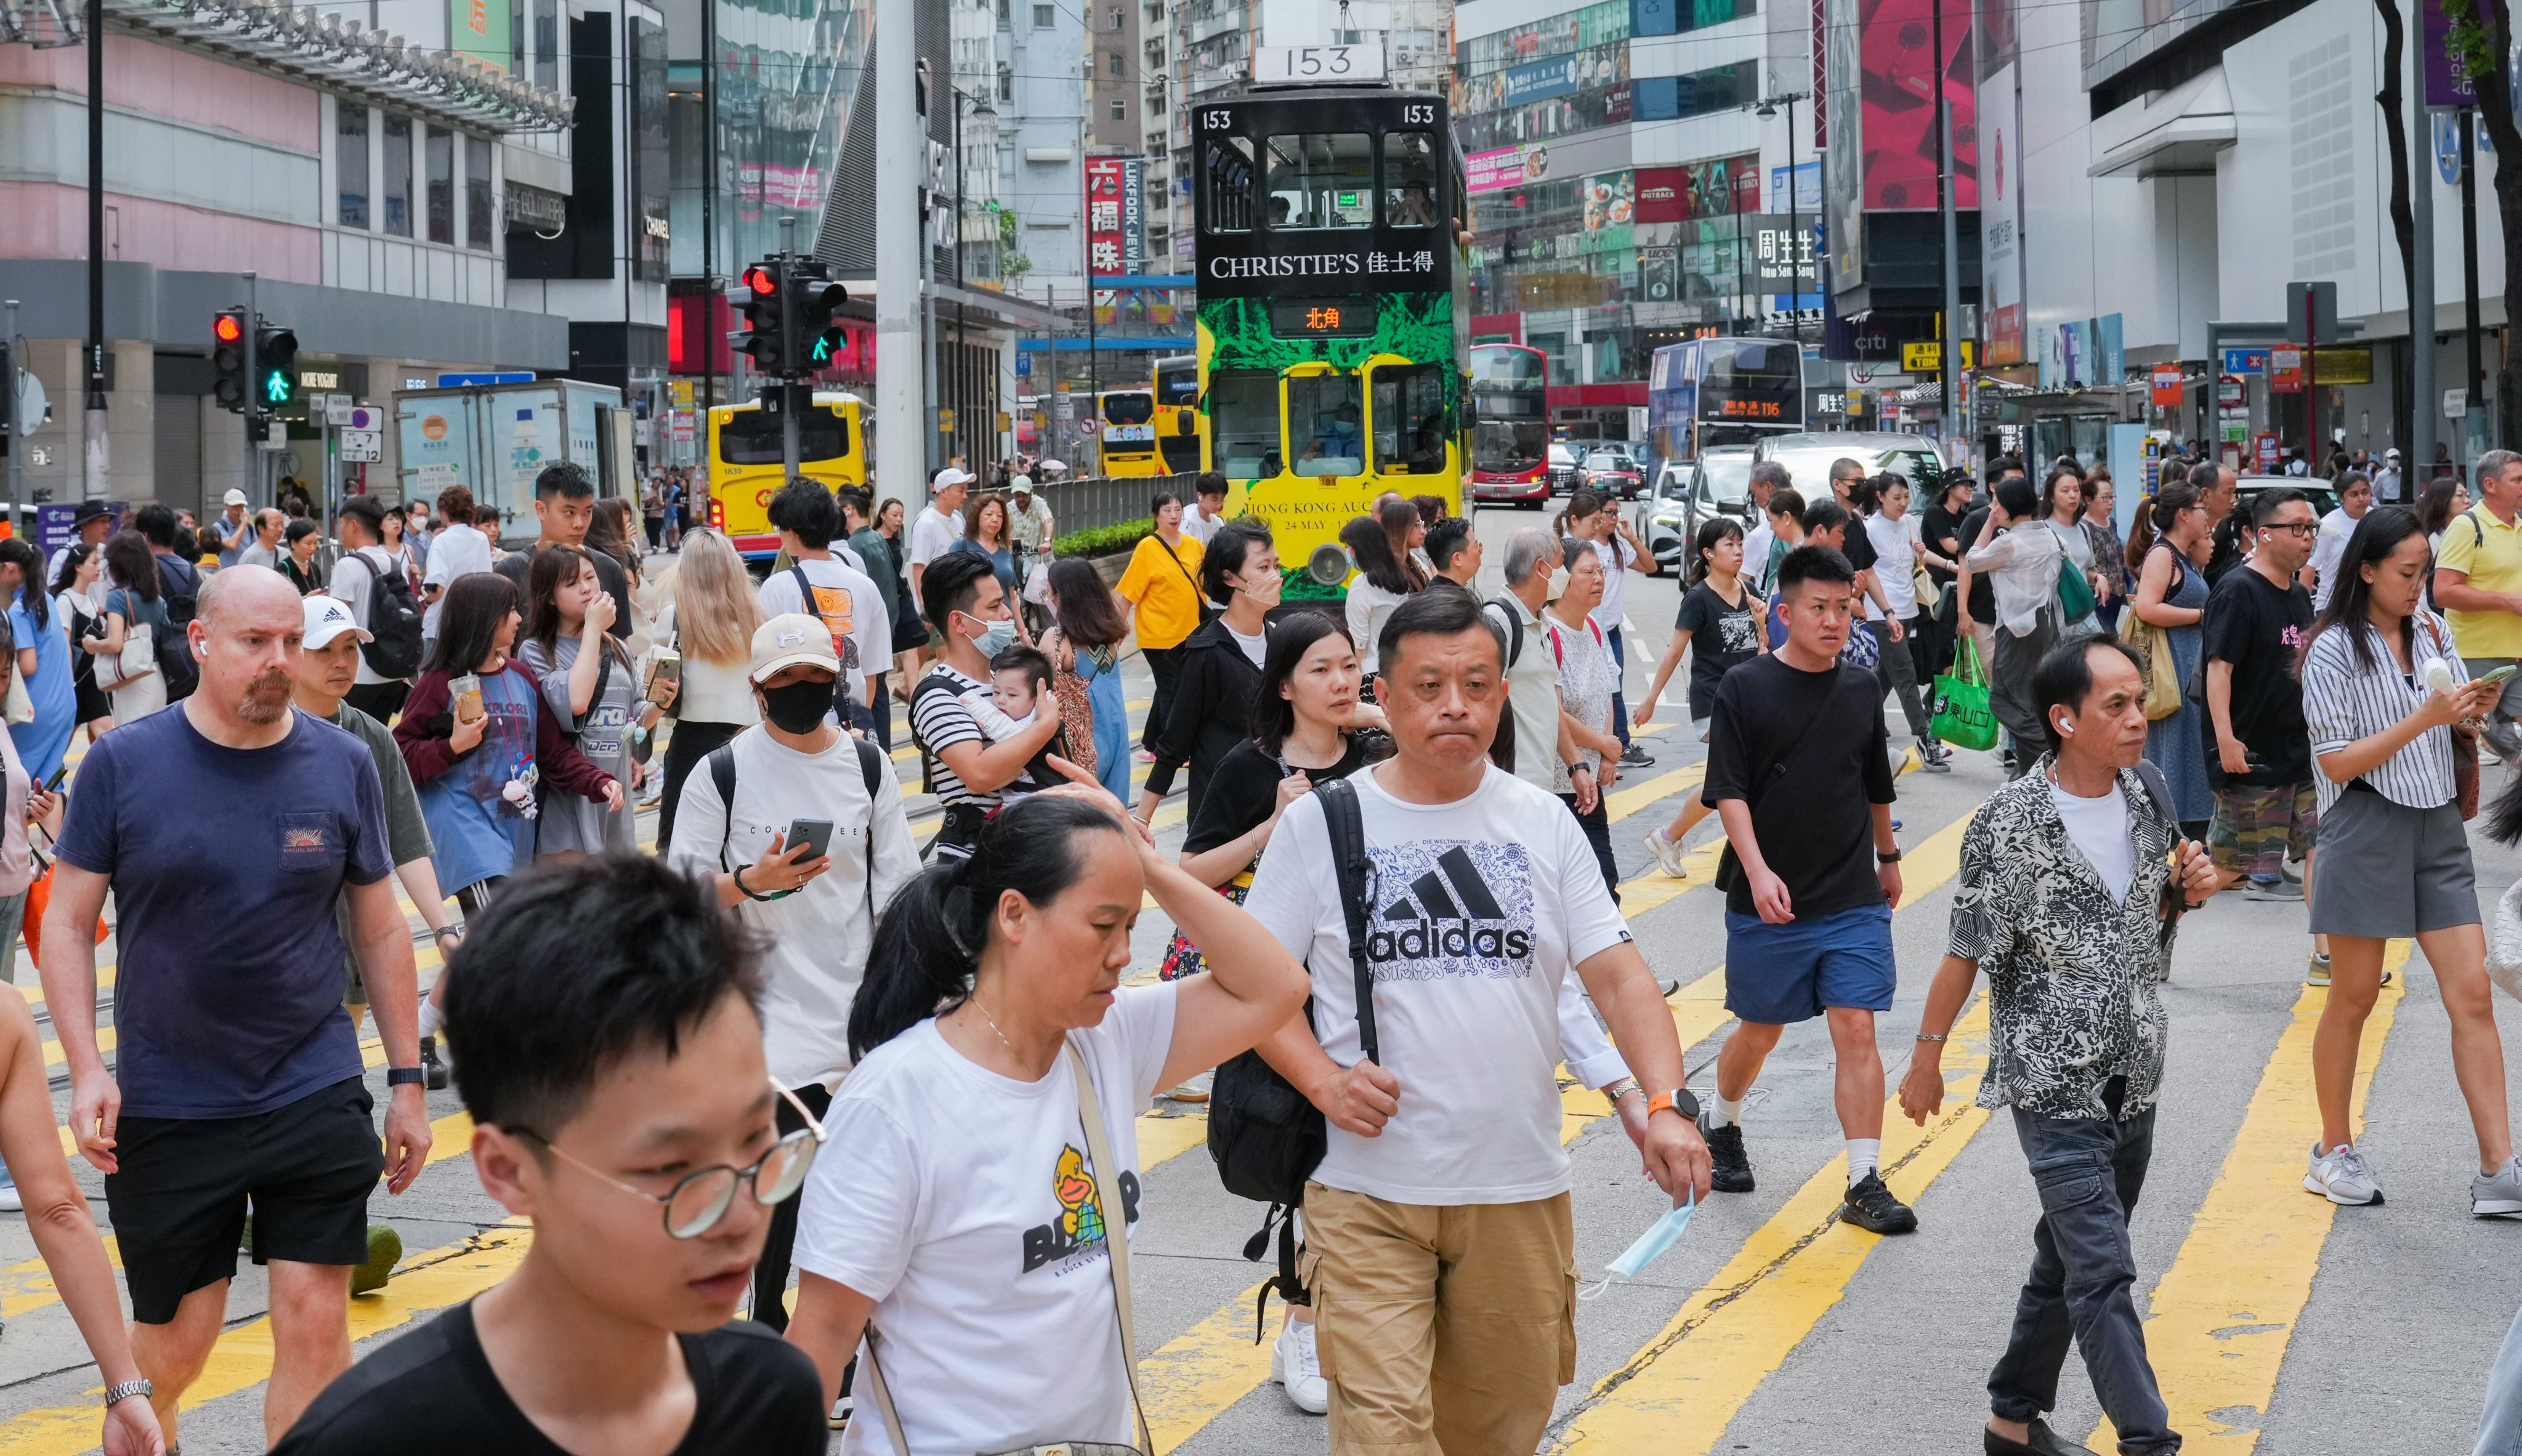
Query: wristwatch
xmin=1877 ymin=847 xmax=1904 ymax=863
xmin=387 ymin=1067 xmax=427 ymax=1088
xmin=1601 ymin=1076 xmax=1643 ymax=1104
xmin=103 ymin=1378 xmax=152 ymax=1409
xmin=1646 ymin=1087 xmax=1701 ymax=1122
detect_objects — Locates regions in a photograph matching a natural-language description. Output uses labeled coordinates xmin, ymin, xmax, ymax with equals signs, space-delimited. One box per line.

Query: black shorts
xmin=104 ymin=1077 xmax=384 ymax=1324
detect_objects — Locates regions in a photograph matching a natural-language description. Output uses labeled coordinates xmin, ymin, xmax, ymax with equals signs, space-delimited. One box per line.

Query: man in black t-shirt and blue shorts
xmin=1700 ymin=544 xmax=1918 ymax=1236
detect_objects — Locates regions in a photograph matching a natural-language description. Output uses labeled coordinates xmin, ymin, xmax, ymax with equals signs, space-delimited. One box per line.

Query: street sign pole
xmin=243 ymin=270 xmax=262 ymax=509
xmin=778 ymin=216 xmax=802 ymax=490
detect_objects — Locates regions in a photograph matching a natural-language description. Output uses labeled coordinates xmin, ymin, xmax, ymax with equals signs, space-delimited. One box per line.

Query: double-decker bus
xmin=1468 ymin=342 xmax=1550 ymax=505
xmin=705 ymin=391 xmax=868 ymax=561
xmin=1152 ymin=354 xmax=1204 ymax=473
xmin=1643 ymin=336 xmax=1806 ymax=486
xmin=1096 ymin=389 xmax=1165 ymax=476
xmin=1193 ymin=86 xmax=1469 ymax=582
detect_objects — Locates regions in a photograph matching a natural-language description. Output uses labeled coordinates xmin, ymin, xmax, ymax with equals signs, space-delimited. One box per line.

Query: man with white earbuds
xmin=1901 ymin=634 xmax=2217 ymax=1456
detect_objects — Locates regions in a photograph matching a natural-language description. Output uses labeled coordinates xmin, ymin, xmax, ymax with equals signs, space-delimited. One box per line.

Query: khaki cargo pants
xmin=1301 ymin=1182 xmax=1577 ymax=1456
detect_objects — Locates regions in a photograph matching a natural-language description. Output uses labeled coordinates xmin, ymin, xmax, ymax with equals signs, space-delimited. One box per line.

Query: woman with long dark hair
xmin=1043 ymin=557 xmax=1133 ymax=803
xmin=2419 ymin=474 xmax=2472 ymax=552
xmin=1341 ymin=513 xmax=1418 ymax=687
xmin=2128 ymin=482 xmax=2216 ymax=836
xmin=87 ymin=531 xmax=168 ymax=729
xmin=1636 ymin=516 xmax=1764 ymax=876
xmin=2307 ymin=507 xmax=2518 ymax=1210
xmin=1136 ymin=520 xmax=1280 ymax=825
xmin=1383 ymin=497 xmax=1431 ymax=586
xmin=48 ymin=543 xmax=110 ymax=744
xmin=518 ymin=544 xmax=652 ymax=856
xmin=0 ymin=538 xmax=70 ymax=782
xmin=783 ymin=792 xmax=1308 ymax=1448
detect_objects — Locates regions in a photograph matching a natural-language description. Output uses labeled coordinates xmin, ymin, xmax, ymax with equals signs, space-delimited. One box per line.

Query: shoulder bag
xmin=2123 ymin=549 xmax=2185 ymax=722
xmin=859 ymin=1037 xmax=1155 ymax=1456
xmin=2049 ymin=525 xmax=2098 ymax=625
xmin=1205 ymin=774 xmax=1378 ymax=1340
xmin=1154 ymin=536 xmax=1219 ymax=628
xmin=92 ymin=593 xmax=155 ymax=693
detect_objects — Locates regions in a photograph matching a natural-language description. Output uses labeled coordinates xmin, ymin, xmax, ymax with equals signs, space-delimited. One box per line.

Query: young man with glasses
xmin=275 ymin=854 xmax=830 ymax=1454
xmin=2201 ymin=489 xmax=2322 ymax=924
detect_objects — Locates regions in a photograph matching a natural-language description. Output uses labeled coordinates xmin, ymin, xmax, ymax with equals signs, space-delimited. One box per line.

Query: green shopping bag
xmin=1930 ymin=639 xmax=2000 ymax=751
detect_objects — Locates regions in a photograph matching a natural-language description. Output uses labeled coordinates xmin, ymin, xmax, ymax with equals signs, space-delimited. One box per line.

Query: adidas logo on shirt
xmin=1364 ymin=842 xmax=1535 ymax=970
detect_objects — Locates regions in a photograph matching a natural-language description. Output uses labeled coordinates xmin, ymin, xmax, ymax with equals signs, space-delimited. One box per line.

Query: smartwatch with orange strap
xmin=1646 ymin=1087 xmax=1700 ymax=1121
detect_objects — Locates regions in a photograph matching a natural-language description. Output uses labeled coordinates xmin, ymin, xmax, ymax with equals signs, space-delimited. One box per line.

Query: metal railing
xmin=1033 ymin=471 xmax=1203 ymax=540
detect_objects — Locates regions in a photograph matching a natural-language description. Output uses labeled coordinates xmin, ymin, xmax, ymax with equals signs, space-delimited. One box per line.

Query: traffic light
xmin=796 ymin=275 xmax=849 ymax=371
xmin=255 ymin=324 xmax=298 ymax=411
xmin=737 ymin=260 xmax=788 ymax=376
xmin=211 ymin=309 xmax=250 ymax=413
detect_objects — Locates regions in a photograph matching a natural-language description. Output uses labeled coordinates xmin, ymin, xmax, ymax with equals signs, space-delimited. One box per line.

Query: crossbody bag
xmin=1711 ymin=670 xmax=1841 ymax=895
xmin=860 ymin=1037 xmax=1154 ymax=1456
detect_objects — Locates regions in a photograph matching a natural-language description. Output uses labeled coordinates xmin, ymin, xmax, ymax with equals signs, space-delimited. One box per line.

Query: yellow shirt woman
xmin=1117 ymin=529 xmax=1207 ymax=650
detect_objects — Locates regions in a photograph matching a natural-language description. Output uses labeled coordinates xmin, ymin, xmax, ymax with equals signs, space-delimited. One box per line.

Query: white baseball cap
xmin=934 ymin=467 xmax=976 ymax=490
xmin=303 ymin=594 xmax=372 ymax=650
xmin=224 ymin=488 xmax=250 ymax=507
xmin=750 ymin=612 xmax=840 ymax=682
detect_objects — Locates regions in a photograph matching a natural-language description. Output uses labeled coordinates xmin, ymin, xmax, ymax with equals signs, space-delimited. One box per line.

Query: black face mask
xmin=759 ymin=676 xmax=837 ymax=734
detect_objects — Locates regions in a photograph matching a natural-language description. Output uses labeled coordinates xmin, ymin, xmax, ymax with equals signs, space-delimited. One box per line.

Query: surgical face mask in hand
xmin=1581 ymin=1192 xmax=1697 ymax=1299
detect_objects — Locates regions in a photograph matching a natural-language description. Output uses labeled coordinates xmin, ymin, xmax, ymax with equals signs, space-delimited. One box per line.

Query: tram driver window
xmin=1291 ymin=373 xmax=1365 ymax=476
xmin=1211 ymin=370 xmax=1283 ymax=477
xmin=1265 ymin=134 xmax=1373 ymax=229
xmin=1373 ymin=364 xmax=1447 ymax=475
xmin=1205 ymin=135 xmax=1256 ymax=232
xmin=1384 ymin=132 xmax=1439 ymax=227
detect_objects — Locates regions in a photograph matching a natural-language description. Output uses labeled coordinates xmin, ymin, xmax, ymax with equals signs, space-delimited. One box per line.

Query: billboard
xmin=1854 ymin=0 xmax=1975 ymax=210
xmin=1085 ymin=157 xmax=1145 ymax=277
xmin=1979 ymin=62 xmax=2025 ymax=364
xmin=1468 ymin=142 xmax=1553 ymax=193
xmin=1635 ymin=154 xmax=1758 ymax=223
xmin=448 ymin=0 xmax=512 ymax=70
xmin=1501 ymin=53 xmax=1582 ymax=105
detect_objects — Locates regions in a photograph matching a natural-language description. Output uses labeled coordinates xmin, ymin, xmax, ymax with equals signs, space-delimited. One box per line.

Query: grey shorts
xmin=2308 ymin=785 xmax=2480 ymax=937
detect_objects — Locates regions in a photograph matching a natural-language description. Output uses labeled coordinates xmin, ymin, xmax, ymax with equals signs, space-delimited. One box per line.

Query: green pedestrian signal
xmin=254 ymin=325 xmax=299 ymax=413
xmin=264 ymin=370 xmax=292 ymax=404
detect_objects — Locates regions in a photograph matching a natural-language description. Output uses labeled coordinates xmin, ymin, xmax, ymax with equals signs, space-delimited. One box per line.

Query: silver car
xmin=1752 ymin=431 xmax=1949 ymax=500
xmin=1635 ymin=447 xmax=1756 ymax=568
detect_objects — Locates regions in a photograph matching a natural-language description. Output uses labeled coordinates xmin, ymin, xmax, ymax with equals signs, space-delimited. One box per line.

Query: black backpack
xmin=344 ymin=550 xmax=426 ymax=679
xmin=152 ymin=554 xmax=200 ymax=702
xmin=1205 ymin=775 xmax=1378 ymax=1339
xmin=705 ymin=732 xmax=890 ymax=907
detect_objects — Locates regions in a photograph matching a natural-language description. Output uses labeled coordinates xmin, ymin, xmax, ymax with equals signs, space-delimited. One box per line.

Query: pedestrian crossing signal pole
xmin=779 ymin=216 xmax=802 ymax=489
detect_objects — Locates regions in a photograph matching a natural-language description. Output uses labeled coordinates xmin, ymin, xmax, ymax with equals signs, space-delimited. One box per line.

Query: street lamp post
xmin=1755 ymin=89 xmax=1812 ymax=345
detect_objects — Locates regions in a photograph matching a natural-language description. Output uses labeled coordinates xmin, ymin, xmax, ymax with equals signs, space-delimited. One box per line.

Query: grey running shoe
xmin=2473 ymin=1157 xmax=2522 ymax=1217
xmin=2305 ymin=1141 xmax=2383 ymax=1205
xmin=2244 ymin=878 xmax=2305 ymax=902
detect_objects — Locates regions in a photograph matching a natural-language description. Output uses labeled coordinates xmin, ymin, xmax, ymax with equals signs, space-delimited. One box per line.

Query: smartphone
xmin=2481 ymin=665 xmax=2520 ymax=689
xmin=645 ymin=651 xmax=681 ymax=700
xmin=785 ymin=819 xmax=836 ymax=861
xmin=43 ymin=764 xmax=68 ymax=793
xmin=451 ymin=673 xmax=485 ymax=724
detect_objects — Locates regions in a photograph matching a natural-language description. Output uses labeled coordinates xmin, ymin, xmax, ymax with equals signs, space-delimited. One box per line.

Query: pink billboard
xmin=1856 ymin=0 xmax=1974 ymax=210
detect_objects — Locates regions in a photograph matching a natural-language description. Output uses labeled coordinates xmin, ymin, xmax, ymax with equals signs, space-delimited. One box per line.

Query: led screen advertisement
xmin=1856 ymin=0 xmax=1975 ymax=209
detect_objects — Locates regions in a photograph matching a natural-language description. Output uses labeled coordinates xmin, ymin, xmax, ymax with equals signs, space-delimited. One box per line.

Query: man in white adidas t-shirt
xmin=1243 ymin=589 xmax=1710 ymax=1455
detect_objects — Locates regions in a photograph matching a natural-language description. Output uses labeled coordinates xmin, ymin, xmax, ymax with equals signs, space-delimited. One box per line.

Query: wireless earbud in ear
xmin=2058 ymin=720 xmax=2075 ymax=735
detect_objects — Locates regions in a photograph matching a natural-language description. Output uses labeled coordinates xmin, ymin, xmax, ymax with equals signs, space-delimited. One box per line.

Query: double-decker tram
xmin=1468 ymin=342 xmax=1550 ymax=504
xmin=1192 ymin=85 xmax=1469 ymax=583
xmin=1152 ymin=354 xmax=1205 ymax=473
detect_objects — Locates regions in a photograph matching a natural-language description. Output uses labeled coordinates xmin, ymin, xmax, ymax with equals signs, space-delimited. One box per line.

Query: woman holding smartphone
xmin=518 ymin=544 xmax=668 ymax=857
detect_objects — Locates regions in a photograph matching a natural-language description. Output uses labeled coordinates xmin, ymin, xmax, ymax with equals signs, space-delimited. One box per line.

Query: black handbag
xmin=1204 ymin=775 xmax=1378 ymax=1338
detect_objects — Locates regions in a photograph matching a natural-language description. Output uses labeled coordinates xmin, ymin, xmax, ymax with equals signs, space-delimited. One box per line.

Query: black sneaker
xmin=1840 ymin=1171 xmax=1918 ymax=1234
xmin=1699 ymin=1110 xmax=1754 ymax=1192
xmin=1619 ymin=743 xmax=1655 ymax=767
xmin=421 ymin=1035 xmax=450 ymax=1091
xmin=1984 ymin=1418 xmax=2100 ymax=1455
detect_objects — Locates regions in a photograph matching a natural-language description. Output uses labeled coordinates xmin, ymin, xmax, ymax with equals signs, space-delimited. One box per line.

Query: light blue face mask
xmin=1581 ymin=1191 xmax=1697 ymax=1300
xmin=966 ymin=616 xmax=1020 ymax=658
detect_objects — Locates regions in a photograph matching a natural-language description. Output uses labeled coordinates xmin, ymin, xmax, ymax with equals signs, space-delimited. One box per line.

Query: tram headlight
xmin=1307 ymin=543 xmax=1351 ymax=587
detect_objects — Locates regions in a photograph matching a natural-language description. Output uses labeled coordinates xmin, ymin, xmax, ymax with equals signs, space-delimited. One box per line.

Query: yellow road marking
xmin=0 ymin=1224 xmax=535 ymax=1455
xmin=2088 ymin=940 xmax=2412 ymax=1454
xmin=1548 ymin=995 xmax=1995 ymax=1454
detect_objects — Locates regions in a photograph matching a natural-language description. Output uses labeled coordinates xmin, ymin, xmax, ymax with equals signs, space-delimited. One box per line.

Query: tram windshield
xmin=1266 ymin=134 xmax=1375 ymax=230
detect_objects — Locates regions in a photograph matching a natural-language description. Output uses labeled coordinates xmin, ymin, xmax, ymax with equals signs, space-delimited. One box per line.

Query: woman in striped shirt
xmin=2300 ymin=505 xmax=2521 ymax=1213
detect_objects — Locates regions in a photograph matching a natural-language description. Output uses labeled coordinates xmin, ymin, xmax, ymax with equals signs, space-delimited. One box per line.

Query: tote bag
xmin=1930 ymin=639 xmax=2000 ymax=751
xmin=2124 ymin=614 xmax=2183 ymax=721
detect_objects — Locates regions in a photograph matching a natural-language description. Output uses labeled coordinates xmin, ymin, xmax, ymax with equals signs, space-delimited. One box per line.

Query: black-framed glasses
xmin=522 ymin=1079 xmax=829 ymax=1240
xmin=2260 ymin=522 xmax=2319 ymax=538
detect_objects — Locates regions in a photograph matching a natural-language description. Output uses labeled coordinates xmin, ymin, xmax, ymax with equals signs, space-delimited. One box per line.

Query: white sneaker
xmin=2305 ymin=1141 xmax=2383 ymax=1206
xmin=0 ymin=1182 xmax=20 ymax=1213
xmin=1271 ymin=1318 xmax=1328 ymax=1415
xmin=1643 ymin=827 xmax=1690 ymax=880
xmin=2473 ymin=1157 xmax=2522 ymax=1217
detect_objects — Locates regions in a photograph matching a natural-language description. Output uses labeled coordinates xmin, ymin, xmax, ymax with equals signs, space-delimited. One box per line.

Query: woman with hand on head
xmin=519 ymin=545 xmax=661 ymax=857
xmin=781 ymin=787 xmax=1310 ymax=1454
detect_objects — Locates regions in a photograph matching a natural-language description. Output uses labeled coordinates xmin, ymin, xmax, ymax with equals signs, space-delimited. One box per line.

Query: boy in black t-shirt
xmin=275 ymin=856 xmax=828 ymax=1456
xmin=2201 ymin=488 xmax=2321 ymax=915
xmin=1700 ymin=545 xmax=1916 ymax=1238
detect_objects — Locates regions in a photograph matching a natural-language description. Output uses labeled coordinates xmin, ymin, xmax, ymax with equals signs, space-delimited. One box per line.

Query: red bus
xmin=1469 ymin=343 xmax=1551 ymax=505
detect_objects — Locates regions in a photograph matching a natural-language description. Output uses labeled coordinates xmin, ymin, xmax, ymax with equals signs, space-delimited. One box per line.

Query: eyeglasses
xmin=520 ymin=1079 xmax=829 ymax=1240
xmin=2260 ymin=522 xmax=2320 ymax=538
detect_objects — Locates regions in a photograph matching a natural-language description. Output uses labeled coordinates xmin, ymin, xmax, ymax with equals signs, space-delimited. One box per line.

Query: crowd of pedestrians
xmin=20 ymin=437 xmax=2522 ymax=1456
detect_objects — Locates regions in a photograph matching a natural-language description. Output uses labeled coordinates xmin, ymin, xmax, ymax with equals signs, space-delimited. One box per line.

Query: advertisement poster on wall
xmin=1468 ymin=142 xmax=1553 ymax=193
xmin=1084 ymin=157 xmax=1144 ymax=277
xmin=1855 ymin=0 xmax=1976 ymax=211
xmin=1635 ymin=155 xmax=1758 ymax=222
xmin=1582 ymin=170 xmax=1636 ymax=245
xmin=1979 ymin=62 xmax=2026 ymax=364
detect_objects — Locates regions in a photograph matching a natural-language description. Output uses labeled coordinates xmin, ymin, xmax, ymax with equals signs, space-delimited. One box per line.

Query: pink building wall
xmin=0 ymin=31 xmax=321 ymax=151
xmin=0 ymin=184 xmax=324 ymax=281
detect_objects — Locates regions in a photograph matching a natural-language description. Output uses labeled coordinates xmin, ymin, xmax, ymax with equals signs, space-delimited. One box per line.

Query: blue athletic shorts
xmin=1723 ymin=902 xmax=1898 ymax=1025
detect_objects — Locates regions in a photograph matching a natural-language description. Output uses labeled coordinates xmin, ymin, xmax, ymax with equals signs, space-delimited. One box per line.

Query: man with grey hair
xmin=1741 ymin=461 xmax=1795 ymax=584
xmin=1486 ymin=528 xmax=1586 ymax=803
xmin=41 ymin=564 xmax=430 ymax=1449
xmin=2438 ymin=447 xmax=2522 ymax=757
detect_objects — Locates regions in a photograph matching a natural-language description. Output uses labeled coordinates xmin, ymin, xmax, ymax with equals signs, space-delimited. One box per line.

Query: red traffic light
xmin=745 ymin=265 xmax=778 ymax=296
xmin=213 ymin=313 xmax=243 ymax=342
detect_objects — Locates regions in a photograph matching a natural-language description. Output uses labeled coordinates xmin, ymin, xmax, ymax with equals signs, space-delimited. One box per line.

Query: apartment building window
xmin=1107 ymin=5 xmax=1121 ymax=25
xmin=381 ymin=115 xmax=413 ymax=236
xmin=426 ymin=126 xmax=455 ymax=243
xmin=1107 ymin=51 xmax=1124 ymax=75
xmin=337 ymin=104 xmax=369 ymax=229
xmin=996 ymin=0 xmax=1008 ymax=21
xmin=998 ymin=60 xmax=1013 ymax=99
xmin=466 ymin=134 xmax=494 ymax=249
xmin=1111 ymin=99 xmax=1126 ymax=120
xmin=1033 ymin=4 xmax=1053 ymax=25
xmin=533 ymin=0 xmax=558 ymax=89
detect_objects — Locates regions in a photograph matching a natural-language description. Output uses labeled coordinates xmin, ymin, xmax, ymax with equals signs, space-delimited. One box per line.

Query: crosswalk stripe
xmin=2088 ymin=940 xmax=2414 ymax=1455
xmin=0 ymin=1224 xmax=536 ymax=1456
xmin=1546 ymin=994 xmax=1997 ymax=1453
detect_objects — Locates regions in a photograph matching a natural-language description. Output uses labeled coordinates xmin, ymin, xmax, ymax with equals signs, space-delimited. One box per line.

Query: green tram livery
xmin=1192 ymin=87 xmax=1472 ymax=584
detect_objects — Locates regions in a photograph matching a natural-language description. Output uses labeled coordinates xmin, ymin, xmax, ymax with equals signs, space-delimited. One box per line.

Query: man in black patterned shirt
xmin=1901 ymin=637 xmax=2217 ymax=1456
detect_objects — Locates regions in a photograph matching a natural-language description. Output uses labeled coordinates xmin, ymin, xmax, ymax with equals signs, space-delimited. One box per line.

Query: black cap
xmin=71 ymin=501 xmax=112 ymax=525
